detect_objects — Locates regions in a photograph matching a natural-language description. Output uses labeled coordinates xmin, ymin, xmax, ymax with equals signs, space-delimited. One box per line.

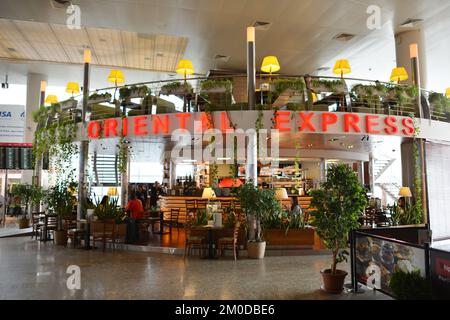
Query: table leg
xmin=208 ymin=229 xmax=214 ymax=259
xmin=84 ymin=223 xmax=92 ymax=249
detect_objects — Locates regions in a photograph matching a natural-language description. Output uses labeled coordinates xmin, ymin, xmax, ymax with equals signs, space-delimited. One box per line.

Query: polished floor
xmin=0 ymin=237 xmax=389 ymax=300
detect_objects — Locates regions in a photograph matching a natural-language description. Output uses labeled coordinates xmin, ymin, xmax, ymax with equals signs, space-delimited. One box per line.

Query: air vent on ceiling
xmin=316 ymin=67 xmax=330 ymax=72
xmin=7 ymin=47 xmax=16 ymax=52
xmin=400 ymin=18 xmax=423 ymax=28
xmin=252 ymin=21 xmax=272 ymax=31
xmin=49 ymin=0 xmax=71 ymax=9
xmin=333 ymin=33 xmax=356 ymax=42
xmin=214 ymin=54 xmax=230 ymax=62
xmin=156 ymin=53 xmax=164 ymax=57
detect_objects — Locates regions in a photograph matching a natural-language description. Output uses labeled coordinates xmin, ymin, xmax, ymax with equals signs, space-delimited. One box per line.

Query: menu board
xmin=430 ymin=248 xmax=450 ymax=299
xmin=0 ymin=146 xmax=34 ymax=170
xmin=355 ymin=235 xmax=426 ymax=295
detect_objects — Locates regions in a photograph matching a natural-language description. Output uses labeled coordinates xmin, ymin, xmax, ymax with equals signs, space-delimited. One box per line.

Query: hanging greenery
xmin=272 ymin=78 xmax=305 ymax=95
xmin=200 ymin=79 xmax=232 ymax=93
xmin=428 ymin=92 xmax=449 ymax=115
xmin=411 ymin=118 xmax=424 ymax=224
xmin=310 ymin=78 xmax=346 ymax=94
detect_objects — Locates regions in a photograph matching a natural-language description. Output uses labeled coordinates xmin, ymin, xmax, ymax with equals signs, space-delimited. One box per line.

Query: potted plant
xmin=236 ymin=183 xmax=282 ymax=259
xmin=310 ymin=164 xmax=367 ymax=293
xmin=43 ymin=179 xmax=77 ymax=245
xmin=389 ymin=269 xmax=432 ymax=300
xmin=160 ymin=81 xmax=193 ymax=96
xmin=200 ymin=79 xmax=232 ymax=93
xmin=93 ymin=196 xmax=127 ymax=238
xmin=11 ymin=184 xmax=33 ymax=229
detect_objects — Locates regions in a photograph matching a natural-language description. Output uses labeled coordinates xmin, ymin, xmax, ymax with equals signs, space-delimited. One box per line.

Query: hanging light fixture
xmin=333 ymin=59 xmax=351 ymax=78
xmin=66 ymin=82 xmax=80 ymax=96
xmin=390 ymin=67 xmax=409 ymax=83
xmin=45 ymin=95 xmax=58 ymax=105
xmin=261 ymin=56 xmax=280 ymax=74
xmin=176 ymin=59 xmax=194 ymax=78
xmin=107 ymin=187 xmax=119 ymax=197
xmin=107 ymin=70 xmax=125 ymax=85
xmin=445 ymin=87 xmax=450 ymax=98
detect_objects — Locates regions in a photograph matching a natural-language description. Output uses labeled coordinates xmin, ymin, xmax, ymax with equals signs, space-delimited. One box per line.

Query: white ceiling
xmin=0 ymin=0 xmax=449 ymax=89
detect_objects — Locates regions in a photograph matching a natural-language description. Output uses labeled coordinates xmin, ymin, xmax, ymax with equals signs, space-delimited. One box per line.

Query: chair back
xmin=45 ymin=215 xmax=58 ymax=228
xmin=63 ymin=215 xmax=77 ymax=230
xmin=170 ymin=208 xmax=180 ymax=221
xmin=195 ymin=199 xmax=207 ymax=210
xmin=233 ymin=221 xmax=241 ymax=244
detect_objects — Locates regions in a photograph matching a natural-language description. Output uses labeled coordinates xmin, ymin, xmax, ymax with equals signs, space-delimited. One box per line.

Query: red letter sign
xmin=275 ymin=111 xmax=291 ymax=132
xmin=402 ymin=118 xmax=415 ymax=136
xmin=104 ymin=118 xmax=118 ymax=137
xmin=321 ymin=112 xmax=338 ymax=131
xmin=176 ymin=113 xmax=191 ymax=129
xmin=299 ymin=112 xmax=316 ymax=132
xmin=134 ymin=116 xmax=148 ymax=136
xmin=87 ymin=121 xmax=100 ymax=139
xmin=152 ymin=115 xmax=169 ymax=134
xmin=343 ymin=113 xmax=361 ymax=133
xmin=365 ymin=115 xmax=380 ymax=134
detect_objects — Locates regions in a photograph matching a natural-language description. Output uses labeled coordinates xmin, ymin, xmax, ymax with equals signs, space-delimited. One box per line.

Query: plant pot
xmin=247 ymin=241 xmax=266 ymax=259
xmin=18 ymin=218 xmax=29 ymax=229
xmin=320 ymin=269 xmax=348 ymax=294
xmin=54 ymin=230 xmax=68 ymax=246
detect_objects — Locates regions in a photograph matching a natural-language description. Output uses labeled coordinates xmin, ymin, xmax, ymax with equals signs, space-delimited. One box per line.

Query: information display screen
xmin=0 ymin=146 xmax=34 ymax=170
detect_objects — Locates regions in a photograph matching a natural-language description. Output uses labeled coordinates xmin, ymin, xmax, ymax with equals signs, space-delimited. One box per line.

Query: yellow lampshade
xmin=65 ymin=82 xmax=80 ymax=95
xmin=202 ymin=187 xmax=216 ymax=199
xmin=398 ymin=186 xmax=412 ymax=197
xmin=45 ymin=95 xmax=58 ymax=105
xmin=176 ymin=59 xmax=194 ymax=75
xmin=445 ymin=88 xmax=450 ymax=98
xmin=107 ymin=70 xmax=125 ymax=85
xmin=311 ymin=92 xmax=317 ymax=103
xmin=107 ymin=187 xmax=118 ymax=197
xmin=390 ymin=67 xmax=409 ymax=83
xmin=83 ymin=48 xmax=91 ymax=63
xmin=333 ymin=59 xmax=351 ymax=75
xmin=275 ymin=188 xmax=289 ymax=200
xmin=261 ymin=56 xmax=280 ymax=73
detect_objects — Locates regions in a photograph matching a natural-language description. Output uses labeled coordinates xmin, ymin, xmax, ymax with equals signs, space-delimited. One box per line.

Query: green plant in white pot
xmin=310 ymin=164 xmax=367 ymax=293
xmin=236 ymin=183 xmax=282 ymax=259
xmin=11 ymin=184 xmax=33 ymax=229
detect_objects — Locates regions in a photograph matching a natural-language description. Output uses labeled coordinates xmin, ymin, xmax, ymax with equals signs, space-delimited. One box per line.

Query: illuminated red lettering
xmin=152 ymin=115 xmax=169 ymax=134
xmin=122 ymin=117 xmax=128 ymax=136
xmin=176 ymin=113 xmax=191 ymax=129
xmin=133 ymin=116 xmax=148 ymax=136
xmin=365 ymin=115 xmax=380 ymax=134
xmin=104 ymin=118 xmax=118 ymax=137
xmin=402 ymin=118 xmax=415 ymax=136
xmin=321 ymin=112 xmax=338 ymax=131
xmin=299 ymin=112 xmax=316 ymax=132
xmin=87 ymin=121 xmax=100 ymax=139
xmin=275 ymin=111 xmax=291 ymax=132
xmin=221 ymin=112 xmax=234 ymax=132
xmin=384 ymin=116 xmax=398 ymax=135
xmin=343 ymin=113 xmax=361 ymax=133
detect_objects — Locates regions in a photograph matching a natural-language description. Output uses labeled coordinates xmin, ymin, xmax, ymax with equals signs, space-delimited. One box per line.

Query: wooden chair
xmin=163 ymin=208 xmax=180 ymax=234
xmin=91 ymin=220 xmax=116 ymax=251
xmin=65 ymin=216 xmax=84 ymax=248
xmin=41 ymin=214 xmax=58 ymax=242
xmin=31 ymin=212 xmax=45 ymax=240
xmin=185 ymin=199 xmax=196 ymax=216
xmin=195 ymin=199 xmax=207 ymax=210
xmin=184 ymin=217 xmax=205 ymax=258
xmin=218 ymin=220 xmax=241 ymax=260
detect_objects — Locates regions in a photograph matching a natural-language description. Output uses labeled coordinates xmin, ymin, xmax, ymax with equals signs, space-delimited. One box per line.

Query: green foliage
xmin=93 ymin=196 xmax=126 ymax=224
xmin=43 ymin=178 xmax=77 ymax=230
xmin=389 ymin=202 xmax=423 ymax=225
xmin=223 ymin=211 xmax=237 ymax=228
xmin=236 ymin=183 xmax=282 ymax=241
xmin=273 ymin=78 xmax=305 ymax=95
xmin=200 ymin=79 xmax=232 ymax=92
xmin=310 ymin=164 xmax=367 ymax=274
xmin=282 ymin=211 xmax=306 ymax=236
xmin=119 ymin=85 xmax=148 ymax=100
xmin=428 ymin=92 xmax=449 ymax=114
xmin=311 ymin=79 xmax=345 ymax=93
xmin=389 ymin=270 xmax=432 ymax=300
xmin=194 ymin=209 xmax=208 ymax=226
xmin=209 ymin=163 xmax=218 ymax=186
xmin=160 ymin=81 xmax=192 ymax=94
xmin=89 ymin=92 xmax=112 ymax=102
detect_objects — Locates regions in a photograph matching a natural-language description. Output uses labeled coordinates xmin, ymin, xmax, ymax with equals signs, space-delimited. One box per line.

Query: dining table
xmin=193 ymin=225 xmax=224 ymax=259
xmin=78 ymin=219 xmax=92 ymax=249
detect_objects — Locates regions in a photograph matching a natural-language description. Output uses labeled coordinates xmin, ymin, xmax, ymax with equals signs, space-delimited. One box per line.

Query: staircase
xmin=92 ymin=153 xmax=120 ymax=186
xmin=373 ymin=158 xmax=396 ymax=181
xmin=372 ymin=158 xmax=400 ymax=204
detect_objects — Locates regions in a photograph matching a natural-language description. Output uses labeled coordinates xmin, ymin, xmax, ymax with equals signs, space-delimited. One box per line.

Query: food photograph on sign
xmin=355 ymin=236 xmax=426 ymax=294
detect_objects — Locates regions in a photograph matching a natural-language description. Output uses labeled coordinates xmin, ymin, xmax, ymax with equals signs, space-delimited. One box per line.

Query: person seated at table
xmin=100 ymin=195 xmax=109 ymax=206
xmin=291 ymin=197 xmax=303 ymax=217
xmin=125 ymin=193 xmax=144 ymax=219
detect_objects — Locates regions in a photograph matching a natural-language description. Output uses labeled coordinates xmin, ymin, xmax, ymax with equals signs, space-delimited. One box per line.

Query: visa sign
xmin=0 ymin=111 xmax=12 ymax=118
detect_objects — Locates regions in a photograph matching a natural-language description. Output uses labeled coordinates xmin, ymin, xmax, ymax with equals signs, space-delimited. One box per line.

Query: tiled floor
xmin=0 ymin=236 xmax=390 ymax=300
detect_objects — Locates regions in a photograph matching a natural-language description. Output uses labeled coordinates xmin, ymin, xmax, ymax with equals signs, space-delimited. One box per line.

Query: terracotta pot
xmin=247 ymin=241 xmax=266 ymax=259
xmin=18 ymin=218 xmax=29 ymax=229
xmin=54 ymin=230 xmax=68 ymax=246
xmin=320 ymin=269 xmax=348 ymax=294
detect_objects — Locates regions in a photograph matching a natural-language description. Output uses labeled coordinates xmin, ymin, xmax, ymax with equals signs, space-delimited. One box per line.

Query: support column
xmin=245 ymin=130 xmax=257 ymax=186
xmin=120 ymin=152 xmax=129 ymax=208
xmin=24 ymin=73 xmax=47 ymax=185
xmin=368 ymin=154 xmax=375 ymax=195
xmin=77 ymin=48 xmax=90 ymax=220
xmin=319 ymin=158 xmax=326 ymax=182
xmin=247 ymin=26 xmax=256 ymax=111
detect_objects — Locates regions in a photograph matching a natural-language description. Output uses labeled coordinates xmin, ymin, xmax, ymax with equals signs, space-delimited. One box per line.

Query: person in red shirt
xmin=126 ymin=193 xmax=144 ymax=219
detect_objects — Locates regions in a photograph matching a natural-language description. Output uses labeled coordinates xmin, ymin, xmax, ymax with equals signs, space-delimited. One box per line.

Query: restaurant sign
xmin=86 ymin=111 xmax=416 ymax=139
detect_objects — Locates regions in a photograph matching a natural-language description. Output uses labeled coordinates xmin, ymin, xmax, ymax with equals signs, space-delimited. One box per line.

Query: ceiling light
xmin=252 ymin=21 xmax=272 ymax=31
xmin=182 ymin=159 xmax=197 ymax=163
xmin=217 ymin=157 xmax=231 ymax=161
xmin=332 ymin=33 xmax=355 ymax=42
xmin=347 ymin=145 xmax=354 ymax=149
xmin=400 ymin=18 xmax=423 ymax=28
xmin=316 ymin=67 xmax=330 ymax=72
xmin=98 ymin=38 xmax=107 ymax=43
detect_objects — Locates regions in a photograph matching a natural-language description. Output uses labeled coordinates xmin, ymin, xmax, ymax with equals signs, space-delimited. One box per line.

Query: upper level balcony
xmin=41 ymin=73 xmax=449 ymax=128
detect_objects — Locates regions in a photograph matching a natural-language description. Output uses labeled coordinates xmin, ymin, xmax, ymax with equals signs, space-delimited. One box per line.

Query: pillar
xmin=77 ymin=48 xmax=91 ymax=220
xmin=247 ymin=26 xmax=256 ymax=111
xmin=23 ymin=73 xmax=47 ymax=185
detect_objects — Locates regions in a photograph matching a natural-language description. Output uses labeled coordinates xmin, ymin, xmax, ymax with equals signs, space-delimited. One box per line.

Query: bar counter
xmin=159 ymin=195 xmax=313 ymax=224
